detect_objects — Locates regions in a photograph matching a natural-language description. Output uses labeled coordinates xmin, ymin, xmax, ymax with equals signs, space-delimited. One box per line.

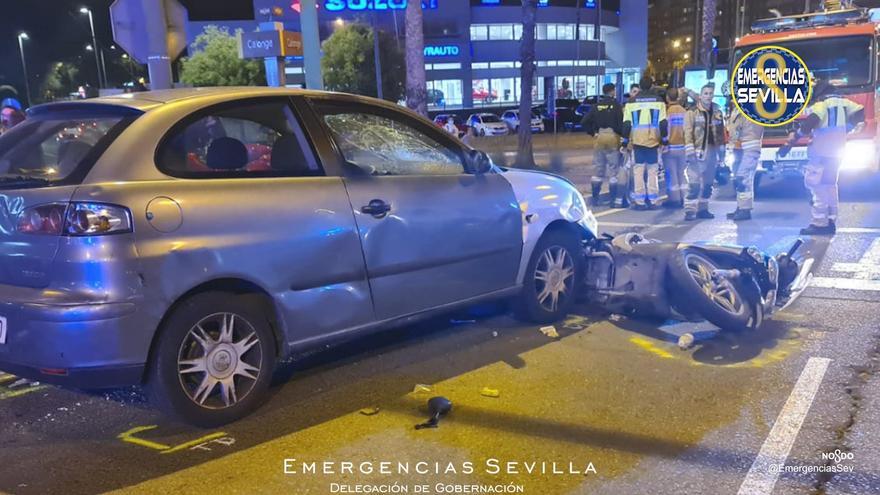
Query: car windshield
xmin=733 ymin=36 xmax=872 ymax=87
xmin=0 ymin=111 xmax=133 ymax=185
xmin=480 ymin=115 xmax=501 ymax=123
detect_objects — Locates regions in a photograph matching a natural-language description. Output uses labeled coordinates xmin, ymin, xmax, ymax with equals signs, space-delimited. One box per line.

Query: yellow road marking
xmin=629 ymin=337 xmax=675 ymax=359
xmin=118 ymin=426 xmax=171 ymax=451
xmin=118 ymin=425 xmax=230 ymax=454
xmin=160 ymin=432 xmax=229 ymax=454
xmin=0 ymin=374 xmax=16 ymax=385
xmin=0 ymin=385 xmax=47 ymax=400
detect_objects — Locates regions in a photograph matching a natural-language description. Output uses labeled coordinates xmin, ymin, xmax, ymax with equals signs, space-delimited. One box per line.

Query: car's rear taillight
xmin=17 ymin=202 xmax=132 ymax=236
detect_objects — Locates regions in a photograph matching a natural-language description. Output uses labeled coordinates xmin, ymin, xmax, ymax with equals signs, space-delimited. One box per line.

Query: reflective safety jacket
xmin=799 ymin=95 xmax=865 ymax=158
xmin=727 ymin=110 xmax=764 ymax=153
xmin=622 ymin=92 xmax=668 ymax=148
xmin=665 ymin=102 xmax=687 ymax=152
xmin=684 ymin=102 xmax=725 ymax=159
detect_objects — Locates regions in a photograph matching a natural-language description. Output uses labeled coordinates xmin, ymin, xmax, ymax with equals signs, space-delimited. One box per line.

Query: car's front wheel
xmin=147 ymin=292 xmax=276 ymax=427
xmin=514 ymin=230 xmax=584 ymax=323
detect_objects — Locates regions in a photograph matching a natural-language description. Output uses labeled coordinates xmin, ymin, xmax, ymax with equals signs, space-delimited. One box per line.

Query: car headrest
xmin=57 ymin=140 xmax=92 ymax=171
xmin=206 ymin=137 xmax=248 ymax=170
xmin=270 ymin=134 xmax=310 ymax=175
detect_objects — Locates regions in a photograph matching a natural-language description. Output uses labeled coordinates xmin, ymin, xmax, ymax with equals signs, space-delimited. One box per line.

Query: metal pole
xmin=17 ymin=35 xmax=31 ymax=107
xmin=300 ymin=0 xmax=323 ymax=90
xmin=86 ymin=10 xmax=104 ymax=88
xmin=100 ymin=49 xmax=109 ymax=88
xmin=372 ymin=11 xmax=384 ymax=100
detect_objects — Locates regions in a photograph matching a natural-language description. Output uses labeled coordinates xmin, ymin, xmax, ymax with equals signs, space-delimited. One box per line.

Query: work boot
xmin=829 ymin=219 xmax=837 ymax=234
xmin=684 ymin=211 xmax=697 ymax=221
xmin=661 ymin=199 xmax=680 ymax=208
xmin=590 ymin=182 xmax=603 ymax=206
xmin=696 ymin=210 xmax=715 ymax=219
xmin=645 ymin=200 xmax=658 ymax=211
xmin=799 ymin=223 xmax=835 ymax=236
xmin=727 ymin=209 xmax=752 ymax=221
xmin=632 ymin=203 xmax=648 ymax=211
xmin=608 ymin=184 xmax=622 ymax=208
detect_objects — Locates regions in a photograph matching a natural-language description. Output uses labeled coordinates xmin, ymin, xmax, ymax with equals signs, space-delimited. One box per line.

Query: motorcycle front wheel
xmin=667 ymin=248 xmax=756 ymax=332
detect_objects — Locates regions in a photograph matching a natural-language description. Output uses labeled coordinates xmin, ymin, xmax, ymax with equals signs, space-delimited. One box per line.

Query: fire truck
xmin=732 ymin=5 xmax=880 ymax=191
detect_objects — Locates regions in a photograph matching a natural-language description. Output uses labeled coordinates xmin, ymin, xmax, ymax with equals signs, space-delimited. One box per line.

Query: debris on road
xmin=678 ymin=333 xmax=695 ymax=350
xmin=359 ymin=407 xmax=380 ymax=416
xmin=539 ymin=325 xmax=560 ymax=338
xmin=480 ymin=387 xmax=501 ymax=398
xmin=415 ymin=397 xmax=452 ymax=430
xmin=491 ymin=331 xmax=498 ymax=337
xmin=412 ymin=384 xmax=433 ymax=394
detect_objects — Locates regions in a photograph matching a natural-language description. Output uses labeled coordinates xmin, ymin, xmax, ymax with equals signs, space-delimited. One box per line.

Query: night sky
xmin=0 ymin=1 xmax=255 ymax=103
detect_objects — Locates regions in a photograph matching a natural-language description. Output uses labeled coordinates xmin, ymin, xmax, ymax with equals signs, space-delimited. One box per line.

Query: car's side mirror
xmin=468 ymin=150 xmax=493 ymax=174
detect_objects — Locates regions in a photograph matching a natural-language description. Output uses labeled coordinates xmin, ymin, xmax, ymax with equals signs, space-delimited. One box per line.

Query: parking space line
xmin=737 ymin=357 xmax=831 ymax=495
xmin=0 ymin=385 xmax=47 ymax=400
xmin=810 ymin=277 xmax=880 ymax=292
xmin=628 ymin=337 xmax=675 ymax=359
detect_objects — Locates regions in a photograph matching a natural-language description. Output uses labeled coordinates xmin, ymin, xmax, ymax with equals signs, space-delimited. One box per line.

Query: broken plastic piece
xmin=359 ymin=407 xmax=380 ymax=416
xmin=678 ymin=333 xmax=695 ymax=350
xmin=539 ymin=325 xmax=559 ymax=338
xmin=415 ymin=396 xmax=452 ymax=430
xmin=480 ymin=387 xmax=500 ymax=398
xmin=412 ymin=384 xmax=433 ymax=394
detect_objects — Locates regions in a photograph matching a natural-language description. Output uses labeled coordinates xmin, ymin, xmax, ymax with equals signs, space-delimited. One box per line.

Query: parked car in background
xmin=468 ymin=113 xmax=509 ymax=136
xmin=501 ymin=109 xmax=545 ymax=133
xmin=534 ymin=98 xmax=580 ymax=131
xmin=0 ymin=87 xmax=597 ymax=426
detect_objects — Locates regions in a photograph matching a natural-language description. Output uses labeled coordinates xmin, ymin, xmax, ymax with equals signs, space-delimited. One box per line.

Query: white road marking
xmin=809 ymin=277 xmax=880 ymax=292
xmin=737 ymin=357 xmax=831 ymax=495
xmin=831 ymin=238 xmax=880 ymax=279
xmin=598 ymin=221 xmax=880 ymax=235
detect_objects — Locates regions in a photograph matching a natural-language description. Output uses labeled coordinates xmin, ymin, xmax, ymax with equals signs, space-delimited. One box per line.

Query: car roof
xmin=29 ymin=87 xmax=359 ymax=113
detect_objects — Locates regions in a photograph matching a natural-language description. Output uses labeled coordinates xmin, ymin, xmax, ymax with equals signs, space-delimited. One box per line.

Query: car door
xmin=303 ymin=97 xmax=522 ymax=320
xmin=141 ymin=97 xmax=375 ymax=345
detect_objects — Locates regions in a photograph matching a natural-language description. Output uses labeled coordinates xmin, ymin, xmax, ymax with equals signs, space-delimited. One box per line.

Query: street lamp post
xmin=17 ymin=32 xmax=31 ymax=107
xmin=80 ymin=7 xmax=104 ymax=89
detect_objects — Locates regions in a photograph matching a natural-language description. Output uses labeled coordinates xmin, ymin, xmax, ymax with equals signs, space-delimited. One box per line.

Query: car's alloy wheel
xmin=534 ymin=246 xmax=576 ymax=313
xmin=177 ymin=312 xmax=262 ymax=409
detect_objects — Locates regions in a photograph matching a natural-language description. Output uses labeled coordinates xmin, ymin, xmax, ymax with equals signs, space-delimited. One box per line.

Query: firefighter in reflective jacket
xmin=621 ymin=75 xmax=668 ymax=210
xmin=725 ymin=107 xmax=764 ymax=221
xmin=662 ymin=88 xmax=688 ymax=208
xmin=582 ymin=82 xmax=625 ymax=207
xmin=779 ymin=79 xmax=865 ymax=235
xmin=683 ymin=84 xmax=725 ymax=221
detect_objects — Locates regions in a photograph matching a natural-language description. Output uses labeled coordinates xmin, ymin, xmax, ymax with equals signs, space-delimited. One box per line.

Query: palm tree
xmin=515 ymin=0 xmax=538 ymax=169
xmin=700 ymin=0 xmax=717 ymax=78
xmin=404 ymin=1 xmax=428 ymax=117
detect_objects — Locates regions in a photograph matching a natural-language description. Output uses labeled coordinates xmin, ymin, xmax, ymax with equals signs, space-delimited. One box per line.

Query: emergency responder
xmin=621 ymin=75 xmax=668 ymax=210
xmin=582 ymin=82 xmax=625 ymax=207
xmin=726 ymin=104 xmax=764 ymax=221
xmin=662 ymin=87 xmax=687 ymax=208
xmin=778 ymin=79 xmax=865 ymax=235
xmin=683 ymin=83 xmax=725 ymax=220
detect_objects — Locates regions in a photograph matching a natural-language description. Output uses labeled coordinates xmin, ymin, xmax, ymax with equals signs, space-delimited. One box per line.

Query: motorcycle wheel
xmin=667 ymin=248 xmax=755 ymax=332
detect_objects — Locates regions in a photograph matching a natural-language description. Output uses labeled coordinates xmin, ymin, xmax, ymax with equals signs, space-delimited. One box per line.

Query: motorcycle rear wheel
xmin=668 ymin=248 xmax=756 ymax=332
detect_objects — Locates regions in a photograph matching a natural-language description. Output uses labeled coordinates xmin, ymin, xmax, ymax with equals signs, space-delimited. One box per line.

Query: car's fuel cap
xmin=145 ymin=197 xmax=183 ymax=233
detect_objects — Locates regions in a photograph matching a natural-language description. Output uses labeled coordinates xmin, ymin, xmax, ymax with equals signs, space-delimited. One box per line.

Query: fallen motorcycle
xmin=582 ymin=233 xmax=813 ymax=332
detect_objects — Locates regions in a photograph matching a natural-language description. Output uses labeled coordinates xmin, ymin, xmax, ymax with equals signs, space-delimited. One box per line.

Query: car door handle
xmin=361 ymin=199 xmax=391 ymax=217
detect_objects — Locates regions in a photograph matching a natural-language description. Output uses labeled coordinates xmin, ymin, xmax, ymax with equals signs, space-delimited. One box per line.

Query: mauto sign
xmin=239 ymin=31 xmax=303 ymax=59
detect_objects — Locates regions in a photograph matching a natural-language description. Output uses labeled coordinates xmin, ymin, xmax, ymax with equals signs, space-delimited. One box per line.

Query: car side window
xmin=319 ymin=108 xmax=465 ymax=176
xmin=157 ymin=99 xmax=320 ymax=177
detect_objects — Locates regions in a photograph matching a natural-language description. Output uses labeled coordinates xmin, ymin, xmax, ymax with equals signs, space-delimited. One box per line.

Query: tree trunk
xmin=700 ymin=0 xmax=717 ymax=78
xmin=516 ymin=0 xmax=538 ymax=169
xmin=405 ymin=1 xmax=428 ymax=117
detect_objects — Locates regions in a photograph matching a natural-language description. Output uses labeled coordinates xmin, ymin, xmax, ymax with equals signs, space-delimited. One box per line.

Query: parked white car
xmin=467 ymin=113 xmax=509 ymax=136
xmin=501 ymin=109 xmax=545 ymax=133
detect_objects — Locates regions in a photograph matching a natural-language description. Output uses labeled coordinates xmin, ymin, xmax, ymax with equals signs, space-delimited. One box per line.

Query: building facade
xmin=186 ymin=0 xmax=647 ymax=109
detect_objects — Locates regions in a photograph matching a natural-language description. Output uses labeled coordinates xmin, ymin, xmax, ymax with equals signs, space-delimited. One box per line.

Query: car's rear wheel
xmin=147 ymin=292 xmax=276 ymax=427
xmin=514 ymin=230 xmax=584 ymax=323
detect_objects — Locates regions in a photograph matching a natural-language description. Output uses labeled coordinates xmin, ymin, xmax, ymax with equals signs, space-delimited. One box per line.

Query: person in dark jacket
xmin=582 ymin=83 xmax=625 ymax=207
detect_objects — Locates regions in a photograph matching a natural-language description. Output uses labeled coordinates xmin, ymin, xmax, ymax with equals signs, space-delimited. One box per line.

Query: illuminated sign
xmin=731 ymin=46 xmax=812 ymax=127
xmin=324 ymin=0 xmax=437 ymax=11
xmin=424 ymin=45 xmax=460 ymax=57
xmin=239 ymin=30 xmax=304 ymax=58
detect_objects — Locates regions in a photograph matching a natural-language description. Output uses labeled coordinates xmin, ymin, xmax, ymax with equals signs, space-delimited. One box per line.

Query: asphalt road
xmin=1 ymin=172 xmax=879 ymax=495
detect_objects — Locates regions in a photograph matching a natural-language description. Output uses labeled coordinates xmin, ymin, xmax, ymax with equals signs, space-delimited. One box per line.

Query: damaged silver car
xmin=0 ymin=88 xmax=597 ymax=426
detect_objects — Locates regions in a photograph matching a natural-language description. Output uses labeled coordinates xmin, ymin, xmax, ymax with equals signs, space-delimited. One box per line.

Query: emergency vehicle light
xmin=751 ymin=8 xmax=866 ymax=33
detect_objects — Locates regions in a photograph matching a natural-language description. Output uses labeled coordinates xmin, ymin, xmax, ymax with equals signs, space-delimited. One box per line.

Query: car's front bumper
xmin=0 ymin=284 xmax=150 ymax=388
